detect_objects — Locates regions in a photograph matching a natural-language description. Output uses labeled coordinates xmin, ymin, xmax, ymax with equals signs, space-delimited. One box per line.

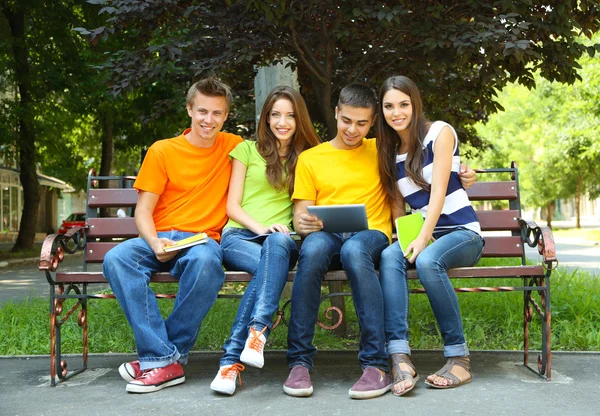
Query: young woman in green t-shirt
xmin=210 ymin=86 xmax=320 ymax=395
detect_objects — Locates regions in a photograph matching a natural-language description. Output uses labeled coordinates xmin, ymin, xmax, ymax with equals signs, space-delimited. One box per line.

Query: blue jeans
xmin=286 ymin=230 xmax=390 ymax=371
xmin=220 ymin=228 xmax=298 ymax=366
xmin=103 ymin=230 xmax=224 ymax=370
xmin=380 ymin=228 xmax=484 ymax=357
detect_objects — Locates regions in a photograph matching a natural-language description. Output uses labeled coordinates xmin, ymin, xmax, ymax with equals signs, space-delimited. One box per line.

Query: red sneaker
xmin=126 ymin=362 xmax=185 ymax=393
xmin=119 ymin=360 xmax=141 ymax=382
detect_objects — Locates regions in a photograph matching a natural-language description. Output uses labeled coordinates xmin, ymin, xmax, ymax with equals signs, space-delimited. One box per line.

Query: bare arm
xmin=135 ymin=190 xmax=177 ymax=262
xmin=405 ymin=126 xmax=454 ymax=263
xmin=292 ymin=199 xmax=322 ymax=238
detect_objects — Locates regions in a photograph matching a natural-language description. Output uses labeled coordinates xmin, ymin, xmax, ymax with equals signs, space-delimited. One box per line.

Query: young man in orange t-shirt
xmin=103 ymin=78 xmax=242 ymax=394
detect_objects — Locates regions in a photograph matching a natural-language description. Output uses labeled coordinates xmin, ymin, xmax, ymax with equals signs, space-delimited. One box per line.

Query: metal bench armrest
xmin=39 ymin=226 xmax=88 ymax=273
xmin=518 ymin=218 xmax=558 ymax=272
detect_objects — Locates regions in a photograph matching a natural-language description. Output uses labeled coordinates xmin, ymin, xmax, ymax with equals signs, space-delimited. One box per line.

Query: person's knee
xmin=299 ymin=233 xmax=333 ymax=260
xmin=264 ymin=232 xmax=292 ymax=252
xmin=379 ymin=244 xmax=399 ymax=267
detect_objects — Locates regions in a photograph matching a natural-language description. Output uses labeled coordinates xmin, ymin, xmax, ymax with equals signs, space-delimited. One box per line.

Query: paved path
xmin=0 ymin=350 xmax=597 ymax=416
xmin=525 ymin=237 xmax=600 ymax=275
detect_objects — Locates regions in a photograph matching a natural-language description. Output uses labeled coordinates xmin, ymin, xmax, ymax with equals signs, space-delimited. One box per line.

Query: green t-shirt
xmin=224 ymin=140 xmax=293 ymax=230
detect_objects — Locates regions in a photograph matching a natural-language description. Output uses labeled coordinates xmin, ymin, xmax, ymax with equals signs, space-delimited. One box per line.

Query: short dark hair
xmin=336 ymin=83 xmax=377 ymax=114
xmin=186 ymin=78 xmax=232 ymax=109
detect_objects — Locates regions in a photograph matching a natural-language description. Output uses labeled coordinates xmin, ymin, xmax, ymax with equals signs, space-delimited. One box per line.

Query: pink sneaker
xmin=283 ymin=366 xmax=313 ymax=397
xmin=118 ymin=360 xmax=141 ymax=382
xmin=126 ymin=362 xmax=185 ymax=393
xmin=348 ymin=367 xmax=392 ymax=399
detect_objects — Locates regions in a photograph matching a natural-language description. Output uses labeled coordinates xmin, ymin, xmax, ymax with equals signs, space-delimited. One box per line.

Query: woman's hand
xmin=266 ymin=223 xmax=291 ymax=235
xmin=404 ymin=236 xmax=431 ymax=264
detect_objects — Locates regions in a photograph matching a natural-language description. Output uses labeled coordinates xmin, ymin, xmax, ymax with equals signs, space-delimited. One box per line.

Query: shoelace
xmin=138 ymin=367 xmax=160 ymax=380
xmin=248 ymin=326 xmax=268 ymax=352
xmin=221 ymin=363 xmax=245 ymax=386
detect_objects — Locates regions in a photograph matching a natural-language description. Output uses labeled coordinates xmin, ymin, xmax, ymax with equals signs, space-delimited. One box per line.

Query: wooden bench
xmin=39 ymin=162 xmax=557 ymax=386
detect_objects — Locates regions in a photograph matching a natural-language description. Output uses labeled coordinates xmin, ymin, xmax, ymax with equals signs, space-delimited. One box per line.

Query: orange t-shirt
xmin=133 ymin=129 xmax=243 ymax=241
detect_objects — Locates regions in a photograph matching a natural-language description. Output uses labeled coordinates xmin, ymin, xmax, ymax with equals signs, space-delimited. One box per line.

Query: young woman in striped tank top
xmin=376 ymin=76 xmax=485 ymax=395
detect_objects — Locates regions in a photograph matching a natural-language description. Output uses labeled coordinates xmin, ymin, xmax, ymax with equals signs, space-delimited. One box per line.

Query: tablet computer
xmin=306 ymin=204 xmax=368 ymax=233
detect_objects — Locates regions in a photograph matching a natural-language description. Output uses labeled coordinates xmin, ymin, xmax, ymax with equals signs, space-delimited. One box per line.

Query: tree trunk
xmin=4 ymin=4 xmax=41 ymax=251
xmin=309 ymin=74 xmax=336 ymax=139
xmin=545 ymin=202 xmax=553 ymax=229
xmin=98 ymin=104 xmax=114 ymax=218
xmin=576 ymin=175 xmax=582 ymax=229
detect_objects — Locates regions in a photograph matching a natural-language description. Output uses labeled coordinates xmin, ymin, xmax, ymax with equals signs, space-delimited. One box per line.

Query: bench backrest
xmin=82 ymin=163 xmax=525 ymax=267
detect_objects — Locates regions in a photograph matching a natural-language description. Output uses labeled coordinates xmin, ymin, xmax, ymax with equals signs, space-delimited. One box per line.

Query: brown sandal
xmin=390 ymin=353 xmax=420 ymax=396
xmin=424 ymin=356 xmax=472 ymax=389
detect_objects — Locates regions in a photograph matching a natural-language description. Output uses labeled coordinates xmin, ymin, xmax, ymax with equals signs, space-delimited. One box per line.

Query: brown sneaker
xmin=283 ymin=365 xmax=313 ymax=397
xmin=348 ymin=367 xmax=392 ymax=399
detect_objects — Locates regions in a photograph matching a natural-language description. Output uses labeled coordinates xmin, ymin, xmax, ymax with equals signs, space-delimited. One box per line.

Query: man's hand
xmin=295 ymin=212 xmax=323 ymax=236
xmin=458 ymin=164 xmax=476 ymax=189
xmin=148 ymin=236 xmax=179 ymax=263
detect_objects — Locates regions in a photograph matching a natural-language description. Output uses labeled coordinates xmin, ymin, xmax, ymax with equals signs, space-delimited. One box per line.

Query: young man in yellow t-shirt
xmin=283 ymin=84 xmax=393 ymax=399
xmin=103 ymin=78 xmax=242 ymax=394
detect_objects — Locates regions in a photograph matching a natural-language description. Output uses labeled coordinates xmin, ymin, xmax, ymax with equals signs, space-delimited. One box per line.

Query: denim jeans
xmin=220 ymin=227 xmax=298 ymax=366
xmin=103 ymin=230 xmax=224 ymax=370
xmin=380 ymin=228 xmax=484 ymax=358
xmin=286 ymin=230 xmax=390 ymax=371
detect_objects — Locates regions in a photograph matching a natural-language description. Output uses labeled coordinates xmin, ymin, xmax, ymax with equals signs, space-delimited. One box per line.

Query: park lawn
xmin=1 ymin=258 xmax=599 ymax=355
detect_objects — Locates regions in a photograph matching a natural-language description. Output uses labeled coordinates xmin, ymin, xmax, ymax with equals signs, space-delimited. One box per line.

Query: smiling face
xmin=331 ymin=104 xmax=375 ymax=150
xmin=382 ymin=88 xmax=413 ymax=137
xmin=186 ymin=92 xmax=229 ymax=147
xmin=268 ymin=98 xmax=296 ymax=146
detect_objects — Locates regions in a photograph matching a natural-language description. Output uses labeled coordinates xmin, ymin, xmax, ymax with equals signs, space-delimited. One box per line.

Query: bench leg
xmin=523 ymin=276 xmax=552 ymax=381
xmin=523 ymin=279 xmax=530 ymax=368
xmin=49 ymin=283 xmax=89 ymax=386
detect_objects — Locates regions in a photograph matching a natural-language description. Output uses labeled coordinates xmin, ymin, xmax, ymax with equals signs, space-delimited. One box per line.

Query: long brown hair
xmin=256 ymin=86 xmax=321 ymax=196
xmin=376 ymin=76 xmax=431 ymax=206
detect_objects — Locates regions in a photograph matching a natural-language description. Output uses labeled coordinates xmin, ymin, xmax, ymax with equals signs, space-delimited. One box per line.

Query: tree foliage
xmin=89 ymin=0 xmax=600 ymax=142
xmin=474 ymin=36 xmax=600 ymax=226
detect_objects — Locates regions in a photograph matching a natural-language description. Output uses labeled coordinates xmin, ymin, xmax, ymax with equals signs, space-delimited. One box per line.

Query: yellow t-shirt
xmin=292 ymin=138 xmax=392 ymax=241
xmin=134 ymin=128 xmax=243 ymax=241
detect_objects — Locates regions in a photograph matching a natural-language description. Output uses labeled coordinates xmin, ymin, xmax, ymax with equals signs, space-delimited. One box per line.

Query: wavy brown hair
xmin=256 ymin=86 xmax=321 ymax=196
xmin=376 ymin=76 xmax=431 ymax=206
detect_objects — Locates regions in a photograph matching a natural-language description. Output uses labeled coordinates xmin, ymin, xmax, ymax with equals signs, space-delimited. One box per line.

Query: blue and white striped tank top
xmin=395 ymin=121 xmax=481 ymax=235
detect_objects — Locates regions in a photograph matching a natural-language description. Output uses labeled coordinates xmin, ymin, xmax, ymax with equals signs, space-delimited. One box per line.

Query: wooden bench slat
xmin=88 ymin=188 xmax=138 ymax=208
xmin=85 ymin=237 xmax=525 ymax=263
xmin=467 ymin=181 xmax=517 ymax=201
xmin=476 ymin=210 xmax=520 ymax=231
xmin=480 ymin=236 xmax=524 ymax=257
xmin=85 ymin=242 xmax=119 ymax=262
xmin=87 ymin=218 xmax=139 ymax=238
xmin=55 ymin=265 xmax=544 ymax=285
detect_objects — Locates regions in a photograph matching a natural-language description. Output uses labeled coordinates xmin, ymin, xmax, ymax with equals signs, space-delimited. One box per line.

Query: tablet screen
xmin=306 ymin=204 xmax=368 ymax=233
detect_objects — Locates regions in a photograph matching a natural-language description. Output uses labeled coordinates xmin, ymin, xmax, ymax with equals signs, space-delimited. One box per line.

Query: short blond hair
xmin=186 ymin=78 xmax=232 ymax=109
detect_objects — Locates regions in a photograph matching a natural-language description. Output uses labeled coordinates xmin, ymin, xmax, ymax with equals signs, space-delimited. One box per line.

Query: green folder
xmin=395 ymin=214 xmax=425 ymax=254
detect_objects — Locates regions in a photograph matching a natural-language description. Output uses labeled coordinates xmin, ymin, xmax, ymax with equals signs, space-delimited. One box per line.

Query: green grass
xmin=0 ymin=243 xmax=43 ymax=261
xmin=552 ymin=228 xmax=600 ymax=242
xmin=1 ymin=259 xmax=599 ymax=355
